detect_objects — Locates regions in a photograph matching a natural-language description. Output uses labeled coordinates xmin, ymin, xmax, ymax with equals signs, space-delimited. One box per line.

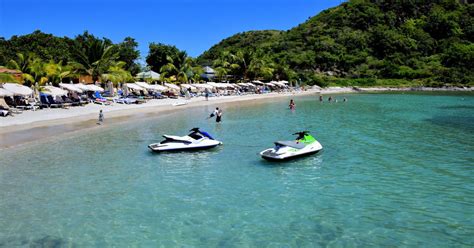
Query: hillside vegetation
xmin=198 ymin=0 xmax=474 ymax=87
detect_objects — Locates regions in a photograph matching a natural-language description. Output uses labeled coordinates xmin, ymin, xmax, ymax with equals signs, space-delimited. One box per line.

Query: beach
xmin=0 ymin=90 xmax=319 ymax=148
xmin=1 ymin=86 xmax=472 ymax=149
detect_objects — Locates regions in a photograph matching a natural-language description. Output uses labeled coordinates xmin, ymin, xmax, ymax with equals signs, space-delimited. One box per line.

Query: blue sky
xmin=0 ymin=0 xmax=343 ymax=59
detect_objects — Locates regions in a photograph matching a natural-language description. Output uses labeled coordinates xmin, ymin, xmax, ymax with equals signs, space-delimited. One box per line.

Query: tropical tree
xmin=146 ymin=43 xmax=181 ymax=73
xmin=43 ymin=60 xmax=74 ymax=84
xmin=101 ymin=61 xmax=133 ymax=84
xmin=159 ymin=51 xmax=193 ymax=83
xmin=7 ymin=53 xmax=39 ymax=84
xmin=69 ymin=33 xmax=119 ymax=82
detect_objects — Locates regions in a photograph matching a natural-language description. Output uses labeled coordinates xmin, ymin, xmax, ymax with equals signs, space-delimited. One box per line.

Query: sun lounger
xmin=46 ymin=95 xmax=62 ymax=108
xmin=93 ymin=91 xmax=111 ymax=105
xmin=0 ymin=97 xmax=22 ymax=114
xmin=115 ymin=98 xmax=137 ymax=104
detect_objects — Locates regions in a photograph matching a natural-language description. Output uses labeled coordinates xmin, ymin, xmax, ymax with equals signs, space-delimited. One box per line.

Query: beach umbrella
xmin=192 ymin=84 xmax=213 ymax=90
xmin=87 ymin=84 xmax=104 ymax=92
xmin=125 ymin=83 xmax=144 ymax=91
xmin=135 ymin=81 xmax=153 ymax=90
xmin=59 ymin=83 xmax=83 ymax=93
xmin=150 ymin=83 xmax=167 ymax=91
xmin=136 ymin=71 xmax=160 ymax=80
xmin=0 ymin=88 xmax=13 ymax=97
xmin=164 ymin=83 xmax=180 ymax=91
xmin=75 ymin=83 xmax=91 ymax=91
xmin=2 ymin=83 xmax=33 ymax=96
xmin=41 ymin=86 xmax=68 ymax=96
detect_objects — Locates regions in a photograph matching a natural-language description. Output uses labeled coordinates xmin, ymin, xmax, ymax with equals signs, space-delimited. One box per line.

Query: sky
xmin=0 ymin=0 xmax=343 ymax=60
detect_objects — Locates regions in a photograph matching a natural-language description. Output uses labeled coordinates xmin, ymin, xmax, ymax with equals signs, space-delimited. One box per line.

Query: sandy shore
xmin=0 ymin=90 xmax=319 ymax=149
xmin=1 ymin=86 xmax=472 ymax=149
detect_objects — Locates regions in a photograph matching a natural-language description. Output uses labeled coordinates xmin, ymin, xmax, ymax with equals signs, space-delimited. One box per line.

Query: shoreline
xmin=1 ymin=86 xmax=472 ymax=149
xmin=0 ymin=90 xmax=315 ymax=149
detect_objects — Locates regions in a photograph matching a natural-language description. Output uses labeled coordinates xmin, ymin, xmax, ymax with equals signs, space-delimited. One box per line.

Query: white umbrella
xmin=192 ymin=84 xmax=214 ymax=90
xmin=2 ymin=83 xmax=33 ymax=96
xmin=136 ymin=71 xmax=160 ymax=80
xmin=135 ymin=81 xmax=154 ymax=90
xmin=87 ymin=84 xmax=104 ymax=92
xmin=125 ymin=83 xmax=144 ymax=91
xmin=180 ymin=84 xmax=196 ymax=90
xmin=59 ymin=83 xmax=83 ymax=93
xmin=75 ymin=83 xmax=91 ymax=91
xmin=149 ymin=84 xmax=167 ymax=91
xmin=252 ymin=80 xmax=264 ymax=85
xmin=164 ymin=83 xmax=180 ymax=91
xmin=0 ymin=88 xmax=13 ymax=97
xmin=41 ymin=86 xmax=68 ymax=96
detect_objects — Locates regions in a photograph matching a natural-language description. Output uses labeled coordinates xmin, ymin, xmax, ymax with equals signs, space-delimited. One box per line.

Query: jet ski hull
xmin=148 ymin=141 xmax=222 ymax=152
xmin=260 ymin=141 xmax=323 ymax=161
xmin=260 ymin=149 xmax=321 ymax=161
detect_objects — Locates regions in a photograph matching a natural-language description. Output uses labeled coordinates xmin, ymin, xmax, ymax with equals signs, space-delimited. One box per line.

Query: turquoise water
xmin=0 ymin=93 xmax=473 ymax=247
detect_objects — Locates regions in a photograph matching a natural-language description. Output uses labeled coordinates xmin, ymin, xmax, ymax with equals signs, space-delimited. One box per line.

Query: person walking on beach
xmin=289 ymin=99 xmax=296 ymax=110
xmin=205 ymin=88 xmax=210 ymax=101
xmin=97 ymin=109 xmax=104 ymax=125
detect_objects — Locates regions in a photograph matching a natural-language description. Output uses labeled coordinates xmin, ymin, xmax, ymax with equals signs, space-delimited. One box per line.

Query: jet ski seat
xmin=275 ymin=141 xmax=306 ymax=149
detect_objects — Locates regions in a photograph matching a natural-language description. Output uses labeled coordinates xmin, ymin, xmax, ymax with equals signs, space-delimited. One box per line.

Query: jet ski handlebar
xmin=292 ymin=131 xmax=310 ymax=136
xmin=189 ymin=127 xmax=200 ymax=132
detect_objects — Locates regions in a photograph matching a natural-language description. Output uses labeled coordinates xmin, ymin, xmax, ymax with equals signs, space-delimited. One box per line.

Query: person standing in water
xmin=97 ymin=109 xmax=104 ymax=125
xmin=216 ymin=108 xmax=223 ymax=123
xmin=319 ymin=95 xmax=323 ymax=102
xmin=209 ymin=107 xmax=223 ymax=122
xmin=289 ymin=99 xmax=296 ymax=110
xmin=328 ymin=96 xmax=333 ymax=102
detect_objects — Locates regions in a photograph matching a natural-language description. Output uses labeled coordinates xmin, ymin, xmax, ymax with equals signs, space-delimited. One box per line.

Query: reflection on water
xmin=0 ymin=93 xmax=473 ymax=246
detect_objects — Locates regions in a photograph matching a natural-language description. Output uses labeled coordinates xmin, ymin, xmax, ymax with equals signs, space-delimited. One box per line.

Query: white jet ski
xmin=148 ymin=128 xmax=222 ymax=152
xmin=260 ymin=131 xmax=323 ymax=161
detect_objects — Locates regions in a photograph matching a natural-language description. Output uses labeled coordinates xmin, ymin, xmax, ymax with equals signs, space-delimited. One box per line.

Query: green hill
xmin=198 ymin=0 xmax=474 ymax=86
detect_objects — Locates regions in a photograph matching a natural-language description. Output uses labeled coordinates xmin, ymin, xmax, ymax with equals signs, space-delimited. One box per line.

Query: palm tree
xmin=248 ymin=55 xmax=275 ymax=80
xmin=101 ymin=61 xmax=133 ymax=84
xmin=43 ymin=60 xmax=74 ymax=84
xmin=7 ymin=53 xmax=49 ymax=85
xmin=70 ymin=38 xmax=119 ymax=82
xmin=159 ymin=52 xmax=193 ymax=84
xmin=6 ymin=53 xmax=35 ymax=84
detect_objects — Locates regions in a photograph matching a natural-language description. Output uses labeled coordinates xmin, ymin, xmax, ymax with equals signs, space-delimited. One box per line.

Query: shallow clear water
xmin=1 ymin=93 xmax=473 ymax=247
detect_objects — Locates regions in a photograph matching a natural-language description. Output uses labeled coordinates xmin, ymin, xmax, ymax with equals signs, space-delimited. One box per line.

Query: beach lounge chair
xmin=46 ymin=95 xmax=62 ymax=108
xmin=93 ymin=91 xmax=111 ymax=105
xmin=0 ymin=97 xmax=22 ymax=114
xmin=39 ymin=94 xmax=50 ymax=108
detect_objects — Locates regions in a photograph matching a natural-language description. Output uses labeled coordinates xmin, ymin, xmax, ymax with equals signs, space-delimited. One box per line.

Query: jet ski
xmin=260 ymin=131 xmax=323 ymax=161
xmin=148 ymin=128 xmax=222 ymax=152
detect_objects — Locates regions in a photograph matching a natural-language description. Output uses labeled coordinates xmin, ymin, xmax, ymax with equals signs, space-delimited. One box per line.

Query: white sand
xmin=0 ymin=90 xmax=322 ymax=132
